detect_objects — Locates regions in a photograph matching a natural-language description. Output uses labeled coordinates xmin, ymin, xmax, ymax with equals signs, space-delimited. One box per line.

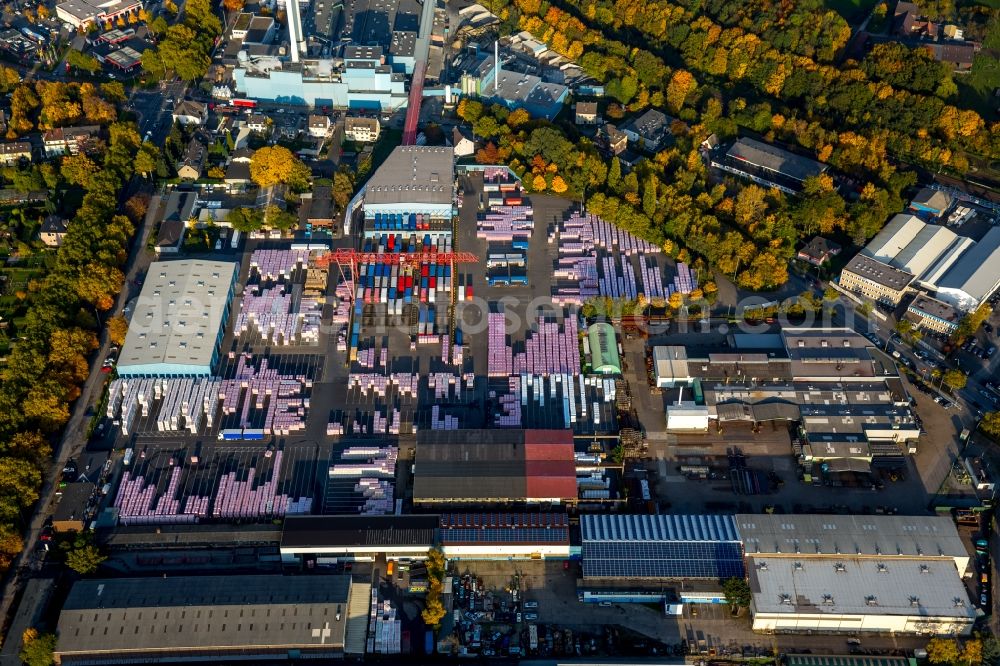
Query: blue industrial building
xmin=458 ymin=55 xmax=569 ymax=120
xmin=581 ymin=514 xmax=745 ymax=580
xmin=233 ymin=53 xmax=409 ymax=110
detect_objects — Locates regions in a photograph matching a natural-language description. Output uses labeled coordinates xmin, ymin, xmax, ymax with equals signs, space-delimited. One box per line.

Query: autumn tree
xmin=64 ymin=532 xmax=106 ymax=575
xmin=249 ymin=146 xmax=311 ymax=190
xmin=0 ymin=65 xmax=20 ymax=93
xmin=666 ymin=69 xmax=696 ymax=114
xmin=222 ymin=0 xmax=245 ymax=12
xmin=61 ymin=154 xmax=100 ymax=187
xmin=107 ymin=315 xmax=129 ymax=346
xmin=227 ymin=207 xmax=264 ymax=233
xmin=926 ymin=638 xmax=960 ymax=665
xmin=332 ymin=170 xmax=354 ymax=210
xmin=65 ymin=50 xmax=101 ymax=75
xmin=980 ymin=412 xmax=1000 ymax=441
xmin=0 ymin=456 xmax=41 ymax=523
xmin=551 ymin=175 xmax=568 ymax=193
xmin=19 ymin=629 xmax=56 ymax=666
xmin=942 ymin=369 xmax=967 ymax=392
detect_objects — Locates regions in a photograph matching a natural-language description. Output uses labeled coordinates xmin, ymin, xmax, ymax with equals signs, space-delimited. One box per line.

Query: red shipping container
xmin=466 ymin=286 xmax=473 ymax=301
xmin=430 ymin=276 xmax=436 ymax=289
xmin=421 ymin=265 xmax=429 ymax=278
xmin=406 ymin=276 xmax=414 ymax=289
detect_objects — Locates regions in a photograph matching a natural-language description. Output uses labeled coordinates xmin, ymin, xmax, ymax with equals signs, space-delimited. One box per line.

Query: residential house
xmin=274 ymin=117 xmax=301 ymax=141
xmin=598 ymin=124 xmax=627 ymax=156
xmin=224 ymin=147 xmax=254 ymax=192
xmin=797 ymin=237 xmax=842 ymax=267
xmin=246 ymin=114 xmax=269 ymax=134
xmin=452 ymin=126 xmax=475 ymax=158
xmin=177 ymin=138 xmax=207 ymax=181
xmin=0 ymin=141 xmax=31 ymax=166
xmin=303 ymin=185 xmax=334 ymax=229
xmin=575 ymin=101 xmax=599 ymax=125
xmin=620 ymin=109 xmax=671 ymax=152
xmin=172 ymin=100 xmax=209 ymax=126
xmin=894 ymin=1 xmax=938 ymax=39
xmin=154 ymin=191 xmax=196 ymax=255
xmin=344 ymin=117 xmax=380 ymax=143
xmin=43 ymin=125 xmax=100 ymax=158
xmin=307 ymin=115 xmax=331 ymax=138
xmin=39 ymin=215 xmax=68 ymax=247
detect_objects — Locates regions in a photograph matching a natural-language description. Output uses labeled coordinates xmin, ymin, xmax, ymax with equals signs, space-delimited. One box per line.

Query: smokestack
xmin=287 ymin=0 xmax=305 ymax=63
xmin=494 ymin=40 xmax=498 ymax=93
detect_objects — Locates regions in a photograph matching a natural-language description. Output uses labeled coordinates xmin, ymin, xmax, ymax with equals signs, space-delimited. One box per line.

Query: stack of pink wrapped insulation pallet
xmin=218 ymin=355 xmax=311 ymax=436
xmin=212 ymin=449 xmax=311 ymax=518
xmin=431 ymin=405 xmax=460 ymax=430
xmin=511 ymin=317 xmax=581 ymax=376
xmin=494 ymin=376 xmax=522 ymax=427
xmin=487 ymin=312 xmax=513 ymax=376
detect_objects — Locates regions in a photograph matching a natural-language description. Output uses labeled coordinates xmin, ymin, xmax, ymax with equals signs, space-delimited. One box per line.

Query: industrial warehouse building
xmin=710 ymin=137 xmax=827 ymax=195
xmin=737 ymin=514 xmax=975 ymax=636
xmin=580 ymin=514 xmax=744 ymax=581
xmin=839 ymin=213 xmax=1000 ymax=311
xmin=747 ymin=557 xmax=975 ymax=636
xmin=279 ymin=515 xmax=438 ymax=564
xmin=361 ymin=146 xmax=455 ymax=238
xmin=54 ymin=575 xmax=372 ymax=663
xmin=117 ymin=260 xmax=239 ymax=377
xmin=735 ymin=513 xmax=969 ymax=572
xmin=412 ymin=429 xmax=577 ymax=505
xmin=439 ymin=513 xmax=571 ymax=560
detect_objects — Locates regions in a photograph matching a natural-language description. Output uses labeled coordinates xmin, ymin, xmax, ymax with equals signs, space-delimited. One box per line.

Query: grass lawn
xmin=956 ymin=54 xmax=1000 ymax=120
xmin=824 ymin=0 xmax=879 ymax=20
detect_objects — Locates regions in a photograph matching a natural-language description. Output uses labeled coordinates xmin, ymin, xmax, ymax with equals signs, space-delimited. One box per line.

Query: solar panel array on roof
xmin=581 ymin=514 xmax=744 ymax=580
xmin=439 ymin=513 xmax=570 ymax=545
xmin=582 ymin=514 xmax=740 ymax=542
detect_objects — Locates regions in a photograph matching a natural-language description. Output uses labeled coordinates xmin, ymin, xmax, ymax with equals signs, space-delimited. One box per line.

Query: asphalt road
xmin=0 ymin=86 xmax=178 ymax=659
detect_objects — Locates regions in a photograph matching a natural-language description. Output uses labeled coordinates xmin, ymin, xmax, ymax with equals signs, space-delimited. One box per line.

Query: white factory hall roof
xmin=117 ymin=259 xmax=238 ymax=376
xmin=937 ymin=227 xmax=1000 ymax=306
xmin=748 ymin=556 xmax=975 ymax=621
xmin=863 ymin=214 xmax=968 ymax=281
xmin=364 ymin=146 xmax=454 ymax=207
xmin=735 ymin=514 xmax=968 ymax=565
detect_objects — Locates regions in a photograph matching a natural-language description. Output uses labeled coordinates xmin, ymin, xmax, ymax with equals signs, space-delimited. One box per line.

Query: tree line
xmin=507 ymin=0 xmax=997 ymax=173
xmin=0 ymin=104 xmax=148 ymax=572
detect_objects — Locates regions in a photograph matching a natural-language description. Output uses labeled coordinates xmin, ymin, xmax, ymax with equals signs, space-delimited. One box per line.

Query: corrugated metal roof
xmin=938 ymin=226 xmax=1000 ymax=304
xmin=582 ymin=514 xmax=741 ymax=543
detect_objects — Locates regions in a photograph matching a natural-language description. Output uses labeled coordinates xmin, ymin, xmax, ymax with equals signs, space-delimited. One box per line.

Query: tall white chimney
xmin=494 ymin=40 xmax=499 ymax=93
xmin=287 ymin=0 xmax=305 ymax=63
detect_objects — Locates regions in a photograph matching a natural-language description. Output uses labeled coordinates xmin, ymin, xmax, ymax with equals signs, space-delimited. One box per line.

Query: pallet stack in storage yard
xmin=113 ymin=448 xmax=312 ymax=525
xmin=478 ymin=168 xmax=533 ymax=286
xmin=550 ymin=211 xmax=669 ymax=305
